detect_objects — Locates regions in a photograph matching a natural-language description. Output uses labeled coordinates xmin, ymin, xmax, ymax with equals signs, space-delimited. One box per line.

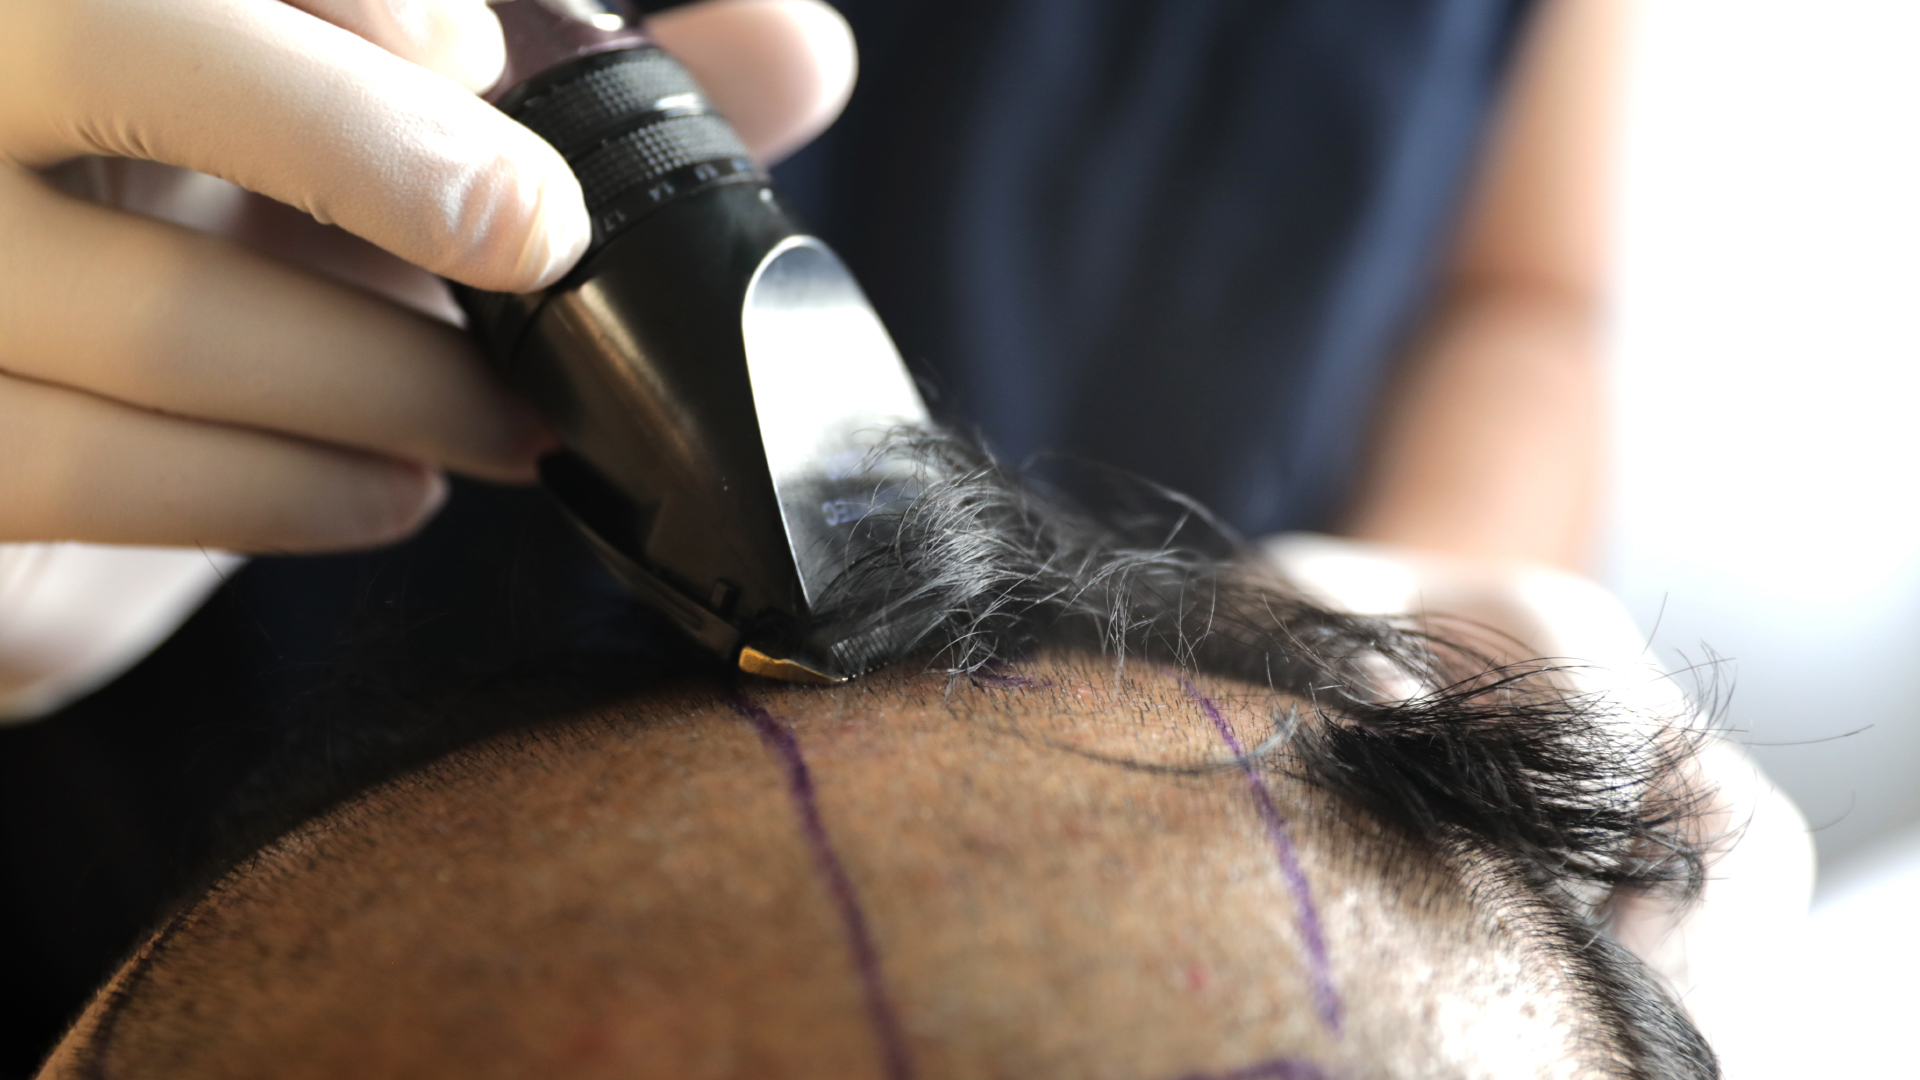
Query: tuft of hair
xmin=816 ymin=429 xmax=1706 ymax=902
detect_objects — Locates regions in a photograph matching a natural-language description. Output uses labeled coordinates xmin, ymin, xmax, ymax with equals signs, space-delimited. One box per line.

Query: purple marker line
xmin=1179 ymin=679 xmax=1344 ymax=1034
xmin=726 ymin=694 xmax=915 ymax=1080
xmin=1167 ymin=1057 xmax=1333 ymax=1080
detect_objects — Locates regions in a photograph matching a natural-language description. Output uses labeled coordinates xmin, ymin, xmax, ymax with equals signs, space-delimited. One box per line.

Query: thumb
xmin=282 ymin=0 xmax=509 ymax=93
xmin=646 ymin=0 xmax=859 ymax=164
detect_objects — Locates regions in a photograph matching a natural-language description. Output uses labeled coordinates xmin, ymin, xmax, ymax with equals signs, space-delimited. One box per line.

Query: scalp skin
xmin=50 ymin=657 xmax=1619 ymax=1080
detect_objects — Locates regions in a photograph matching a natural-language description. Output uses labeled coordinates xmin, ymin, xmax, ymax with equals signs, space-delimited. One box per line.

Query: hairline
xmin=71 ymin=662 xmax=1702 ymax=1079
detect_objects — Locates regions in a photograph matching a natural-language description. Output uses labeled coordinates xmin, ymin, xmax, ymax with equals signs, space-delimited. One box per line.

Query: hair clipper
xmin=453 ymin=0 xmax=928 ymax=683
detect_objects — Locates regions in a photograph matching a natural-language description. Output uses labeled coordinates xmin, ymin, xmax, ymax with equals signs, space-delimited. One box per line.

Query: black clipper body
xmin=457 ymin=0 xmax=929 ymax=683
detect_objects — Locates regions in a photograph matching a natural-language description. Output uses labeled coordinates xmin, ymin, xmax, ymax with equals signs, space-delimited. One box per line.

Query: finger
xmin=42 ymin=158 xmax=470 ymax=326
xmin=219 ymin=188 xmax=475 ymax=327
xmin=0 ymin=169 xmax=551 ymax=482
xmin=0 ymin=373 xmax=447 ymax=552
xmin=280 ymin=0 xmax=506 ymax=93
xmin=647 ymin=0 xmax=858 ymax=163
xmin=3 ymin=0 xmax=588 ymax=291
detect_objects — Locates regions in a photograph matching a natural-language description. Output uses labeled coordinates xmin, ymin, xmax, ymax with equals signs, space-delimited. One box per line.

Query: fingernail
xmin=520 ymin=419 xmax=562 ymax=459
xmin=518 ymin=168 xmax=592 ymax=291
xmin=500 ymin=402 xmax=561 ymax=481
xmin=439 ymin=0 xmax=509 ymax=94
xmin=360 ymin=464 xmax=450 ymax=546
xmin=416 ymin=466 xmax=452 ymax=519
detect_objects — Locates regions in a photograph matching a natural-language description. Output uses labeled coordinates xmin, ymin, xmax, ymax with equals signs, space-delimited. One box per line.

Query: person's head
xmin=41 ymin=432 xmax=1714 ymax=1080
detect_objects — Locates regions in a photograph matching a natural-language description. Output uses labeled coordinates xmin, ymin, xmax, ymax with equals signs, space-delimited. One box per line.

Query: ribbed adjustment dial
xmin=499 ymin=46 xmax=765 ymax=246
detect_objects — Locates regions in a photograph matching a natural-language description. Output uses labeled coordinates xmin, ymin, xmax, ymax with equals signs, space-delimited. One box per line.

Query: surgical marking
xmin=728 ymin=694 xmax=915 ymax=1080
xmin=1180 ymin=679 xmax=1343 ymax=1034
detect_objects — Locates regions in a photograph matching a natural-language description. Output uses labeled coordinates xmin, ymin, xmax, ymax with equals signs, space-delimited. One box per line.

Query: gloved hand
xmin=1264 ymin=533 xmax=1814 ymax=1076
xmin=0 ymin=0 xmax=856 ymax=722
xmin=0 ymin=0 xmax=856 ymax=553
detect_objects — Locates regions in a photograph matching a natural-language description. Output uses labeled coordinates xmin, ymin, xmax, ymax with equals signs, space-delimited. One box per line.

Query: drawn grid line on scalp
xmin=726 ymin=693 xmax=916 ymax=1080
xmin=1179 ymin=678 xmax=1344 ymax=1034
xmin=1166 ymin=1056 xmax=1335 ymax=1080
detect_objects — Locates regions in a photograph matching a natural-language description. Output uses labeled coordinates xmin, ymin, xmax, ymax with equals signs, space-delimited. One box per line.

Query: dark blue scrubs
xmin=780 ymin=0 xmax=1536 ymax=534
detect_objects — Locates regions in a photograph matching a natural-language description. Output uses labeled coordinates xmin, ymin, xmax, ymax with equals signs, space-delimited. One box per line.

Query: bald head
xmin=48 ymin=655 xmax=1702 ymax=1080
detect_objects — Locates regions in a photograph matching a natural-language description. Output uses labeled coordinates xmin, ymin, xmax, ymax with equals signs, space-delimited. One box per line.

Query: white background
xmin=1602 ymin=2 xmax=1920 ymax=1072
xmin=1604 ymin=0 xmax=1920 ymax=883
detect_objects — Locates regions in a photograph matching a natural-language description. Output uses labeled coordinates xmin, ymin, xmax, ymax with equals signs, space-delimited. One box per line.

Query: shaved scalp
xmin=43 ymin=429 xmax=1715 ymax=1080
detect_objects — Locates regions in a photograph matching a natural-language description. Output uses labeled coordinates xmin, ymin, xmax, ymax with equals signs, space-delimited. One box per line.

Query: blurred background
xmin=1606 ymin=0 xmax=1920 ymax=896
xmin=1601 ymin=0 xmax=1919 ymax=1071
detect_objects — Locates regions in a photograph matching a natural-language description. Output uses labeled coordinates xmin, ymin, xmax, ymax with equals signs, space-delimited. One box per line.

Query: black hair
xmin=818 ymin=431 xmax=1706 ymax=901
xmin=81 ymin=428 xmax=1717 ymax=1080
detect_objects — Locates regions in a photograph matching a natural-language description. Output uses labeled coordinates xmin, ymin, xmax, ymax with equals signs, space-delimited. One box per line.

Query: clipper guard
xmin=455 ymin=0 xmax=930 ymax=681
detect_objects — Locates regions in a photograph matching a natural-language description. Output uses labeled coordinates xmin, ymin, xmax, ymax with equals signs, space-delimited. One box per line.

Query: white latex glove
xmin=0 ymin=0 xmax=857 ymax=718
xmin=1263 ymin=533 xmax=1815 ymax=1076
xmin=0 ymin=545 xmax=242 ymax=721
